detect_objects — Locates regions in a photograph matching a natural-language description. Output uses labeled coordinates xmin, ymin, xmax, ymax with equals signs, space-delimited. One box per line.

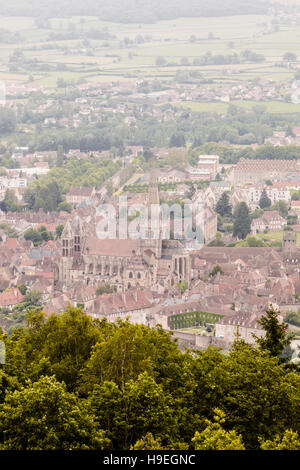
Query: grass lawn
xmin=256 ymin=230 xmax=300 ymax=245
xmin=177 ymin=327 xmax=212 ymax=335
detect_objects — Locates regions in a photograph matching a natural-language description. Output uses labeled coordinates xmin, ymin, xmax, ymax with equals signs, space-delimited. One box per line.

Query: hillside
xmin=0 ymin=0 xmax=271 ymax=23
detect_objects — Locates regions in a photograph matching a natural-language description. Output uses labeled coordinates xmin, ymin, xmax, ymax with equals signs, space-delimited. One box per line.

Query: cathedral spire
xmin=148 ymin=155 xmax=160 ymax=206
xmin=138 ymin=154 xmax=162 ymax=259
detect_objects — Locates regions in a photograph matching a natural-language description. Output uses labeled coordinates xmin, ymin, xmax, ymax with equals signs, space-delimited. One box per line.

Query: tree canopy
xmin=0 ymin=307 xmax=299 ymax=450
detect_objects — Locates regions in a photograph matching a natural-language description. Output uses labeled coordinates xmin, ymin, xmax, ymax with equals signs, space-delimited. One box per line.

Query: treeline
xmin=3 ymin=102 xmax=300 ymax=161
xmin=47 ymin=28 xmax=115 ymax=42
xmin=193 ymin=142 xmax=300 ymax=165
xmin=0 ymin=307 xmax=299 ymax=450
xmin=0 ymin=1 xmax=270 ymax=22
xmin=0 ymin=28 xmax=24 ymax=44
xmin=158 ymin=50 xmax=265 ymax=68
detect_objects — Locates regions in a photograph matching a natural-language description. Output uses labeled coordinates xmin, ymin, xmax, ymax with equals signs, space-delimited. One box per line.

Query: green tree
xmin=96 ymin=283 xmax=117 ymax=296
xmin=209 ymin=265 xmax=224 ymax=277
xmin=24 ymin=227 xmax=53 ymax=246
xmin=216 ymin=192 xmax=232 ymax=217
xmin=0 ymin=190 xmax=20 ymax=212
xmin=272 ymin=200 xmax=288 ymax=218
xmin=156 ymin=56 xmax=166 ymax=67
xmin=253 ymin=305 xmax=291 ymax=359
xmin=0 ymin=108 xmax=16 ymax=134
xmin=0 ymin=376 xmax=109 ymax=450
xmin=283 ymin=52 xmax=297 ymax=62
xmin=259 ymin=189 xmax=271 ymax=209
xmin=177 ymin=280 xmax=188 ymax=293
xmin=55 ymin=224 xmax=64 ymax=239
xmin=81 ymin=322 xmax=156 ymax=392
xmin=233 ymin=202 xmax=251 ymax=239
xmin=260 ymin=430 xmax=300 ymax=450
xmin=131 ymin=433 xmax=166 ymax=450
xmin=57 ymin=201 xmax=72 ymax=213
xmin=245 ymin=236 xmax=265 ymax=247
xmin=16 ymin=284 xmax=27 ymax=296
xmin=23 ymin=290 xmax=43 ymax=306
xmin=3 ymin=307 xmax=105 ymax=390
xmin=192 ymin=409 xmax=245 ymax=450
xmin=89 ymin=372 xmax=176 ymax=449
xmin=206 ymin=341 xmax=300 ymax=448
xmin=56 ymin=145 xmax=64 ymax=168
xmin=80 ymin=320 xmax=187 ymax=403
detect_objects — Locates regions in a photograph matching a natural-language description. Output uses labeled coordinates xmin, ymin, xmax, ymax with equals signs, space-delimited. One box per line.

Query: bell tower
xmin=59 ymin=215 xmax=85 ymax=286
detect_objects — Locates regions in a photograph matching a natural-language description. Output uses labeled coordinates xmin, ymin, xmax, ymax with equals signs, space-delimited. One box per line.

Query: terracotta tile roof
xmin=84 ymin=236 xmax=139 ymax=257
xmin=67 ymin=186 xmax=94 ymax=197
xmin=0 ymin=288 xmax=23 ymax=307
xmin=217 ymin=311 xmax=264 ymax=329
xmin=6 ymin=238 xmax=20 ymax=249
xmin=94 ymin=289 xmax=153 ymax=317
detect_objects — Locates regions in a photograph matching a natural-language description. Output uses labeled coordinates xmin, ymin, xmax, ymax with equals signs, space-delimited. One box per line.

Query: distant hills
xmin=0 ymin=0 xmax=272 ymax=23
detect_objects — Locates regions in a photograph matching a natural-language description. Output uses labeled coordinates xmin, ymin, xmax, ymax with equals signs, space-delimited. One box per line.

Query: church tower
xmin=139 ymin=156 xmax=162 ymax=259
xmin=59 ymin=215 xmax=85 ymax=286
xmin=283 ymin=231 xmax=297 ymax=252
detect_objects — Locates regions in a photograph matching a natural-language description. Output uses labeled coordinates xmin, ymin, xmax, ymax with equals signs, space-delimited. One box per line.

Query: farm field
xmin=0 ymin=14 xmax=300 ymax=91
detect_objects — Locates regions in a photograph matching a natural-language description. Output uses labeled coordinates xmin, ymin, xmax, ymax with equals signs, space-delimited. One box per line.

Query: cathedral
xmin=58 ymin=159 xmax=192 ymax=293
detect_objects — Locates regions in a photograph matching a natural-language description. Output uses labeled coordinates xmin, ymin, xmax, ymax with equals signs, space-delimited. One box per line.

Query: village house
xmin=209 ymin=181 xmax=232 ymax=198
xmin=197 ymin=155 xmax=219 ymax=179
xmin=291 ymin=201 xmax=300 ymax=212
xmin=187 ymin=167 xmax=212 ymax=181
xmin=215 ymin=311 xmax=267 ymax=345
xmin=243 ymin=184 xmax=291 ymax=209
xmin=203 ymin=206 xmax=218 ymax=244
xmin=157 ymin=168 xmax=187 ymax=184
xmin=91 ymin=288 xmax=155 ymax=325
xmin=66 ymin=186 xmax=96 ymax=207
xmin=251 ymin=211 xmax=287 ymax=233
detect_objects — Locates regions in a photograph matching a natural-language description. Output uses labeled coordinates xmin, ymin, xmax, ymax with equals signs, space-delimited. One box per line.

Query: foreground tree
xmin=3 ymin=307 xmax=106 ymax=390
xmin=192 ymin=410 xmax=245 ymax=450
xmin=88 ymin=372 xmax=176 ymax=450
xmin=0 ymin=376 xmax=109 ymax=450
xmin=0 ymin=310 xmax=299 ymax=450
xmin=131 ymin=433 xmax=166 ymax=450
xmin=202 ymin=341 xmax=300 ymax=448
xmin=260 ymin=430 xmax=300 ymax=450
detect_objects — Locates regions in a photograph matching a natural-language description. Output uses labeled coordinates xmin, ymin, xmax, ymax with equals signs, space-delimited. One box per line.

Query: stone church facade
xmin=58 ymin=160 xmax=192 ymax=293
